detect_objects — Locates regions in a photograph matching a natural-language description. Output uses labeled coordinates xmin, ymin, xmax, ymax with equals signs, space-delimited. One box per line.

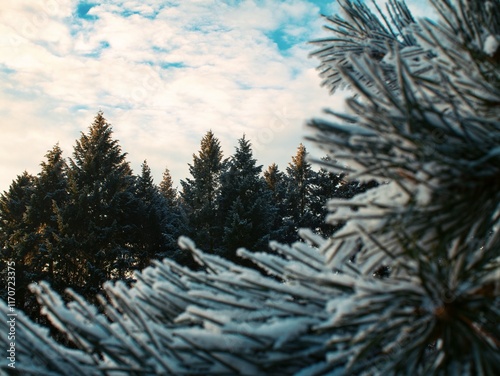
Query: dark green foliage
xmin=281 ymin=144 xmax=316 ymax=242
xmin=159 ymin=166 xmax=178 ymax=203
xmin=309 ymin=164 xmax=345 ymax=236
xmin=180 ymin=130 xmax=227 ymax=253
xmin=286 ymin=144 xmax=313 ymax=219
xmin=0 ymin=172 xmax=38 ymax=311
xmin=264 ymin=148 xmax=367 ymax=243
xmin=1 ymin=147 xmax=70 ymax=323
xmin=0 ymin=116 xmax=353 ymax=306
xmin=134 ymin=161 xmax=170 ymax=270
xmin=219 ymin=136 xmax=274 ymax=261
xmin=29 ymin=145 xmax=69 ymax=291
xmin=55 ymin=111 xmax=140 ymax=297
xmin=309 ymin=156 xmax=379 ymax=237
xmin=157 ymin=166 xmax=192 ymax=267
xmin=264 ymin=163 xmax=293 ymax=242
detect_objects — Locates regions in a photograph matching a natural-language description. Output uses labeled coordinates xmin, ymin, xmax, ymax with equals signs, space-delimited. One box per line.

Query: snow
xmin=413 ymin=183 xmax=432 ymax=206
xmin=484 ymin=35 xmax=499 ymax=56
xmin=178 ymin=235 xmax=197 ymax=253
xmin=250 ymin=317 xmax=318 ymax=350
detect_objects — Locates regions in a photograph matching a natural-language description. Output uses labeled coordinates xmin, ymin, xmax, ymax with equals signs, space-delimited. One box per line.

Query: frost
xmin=484 ymin=35 xmax=499 ymax=56
xmin=414 ymin=184 xmax=432 ymax=206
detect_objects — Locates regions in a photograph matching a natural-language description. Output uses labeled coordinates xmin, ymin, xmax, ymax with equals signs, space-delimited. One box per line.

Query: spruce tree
xmin=159 ymin=166 xmax=178 ymax=204
xmin=0 ymin=172 xmax=37 ymax=311
xmin=55 ymin=111 xmax=139 ymax=297
xmin=29 ymin=145 xmax=69 ymax=288
xmin=180 ymin=130 xmax=227 ymax=253
xmin=0 ymin=146 xmax=70 ymax=321
xmin=1 ymin=1 xmax=499 ymax=375
xmin=264 ymin=163 xmax=294 ymax=243
xmin=309 ymin=158 xmax=378 ymax=236
xmin=157 ymin=165 xmax=192 ymax=267
xmin=134 ymin=161 xmax=171 ymax=270
xmin=284 ymin=143 xmax=315 ymax=240
xmin=219 ymin=136 xmax=274 ymax=260
xmin=309 ymin=162 xmax=345 ymax=236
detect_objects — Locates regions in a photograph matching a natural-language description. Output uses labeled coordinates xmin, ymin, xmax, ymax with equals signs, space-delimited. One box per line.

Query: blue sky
xmin=0 ymin=0 xmax=432 ymax=191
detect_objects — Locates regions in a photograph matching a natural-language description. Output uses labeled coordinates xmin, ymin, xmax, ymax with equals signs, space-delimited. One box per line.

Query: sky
xmin=0 ymin=0 xmax=432 ymax=192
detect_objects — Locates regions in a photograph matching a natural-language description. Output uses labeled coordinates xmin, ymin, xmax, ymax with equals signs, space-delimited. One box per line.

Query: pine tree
xmin=264 ymin=163 xmax=294 ymax=243
xmin=0 ymin=172 xmax=37 ymax=312
xmin=219 ymin=136 xmax=274 ymax=260
xmin=134 ymin=161 xmax=171 ymax=270
xmin=180 ymin=130 xmax=227 ymax=253
xmin=284 ymin=143 xmax=315 ymax=241
xmin=159 ymin=166 xmax=178 ymax=203
xmin=55 ymin=111 xmax=140 ymax=297
xmin=0 ymin=147 xmax=70 ymax=322
xmin=156 ymin=165 xmax=192 ymax=267
xmin=1 ymin=1 xmax=499 ymax=375
xmin=304 ymin=0 xmax=500 ymax=372
xmin=309 ymin=162 xmax=345 ymax=236
xmin=29 ymin=145 xmax=69 ymax=286
xmin=309 ymin=157 xmax=379 ymax=236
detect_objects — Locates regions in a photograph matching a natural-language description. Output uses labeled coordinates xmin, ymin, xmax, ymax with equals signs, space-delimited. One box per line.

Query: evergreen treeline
xmin=0 ymin=111 xmax=373 ymax=318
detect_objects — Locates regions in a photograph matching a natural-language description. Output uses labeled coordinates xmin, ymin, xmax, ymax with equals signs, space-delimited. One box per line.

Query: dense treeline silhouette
xmin=0 ymin=111 xmax=375 ymax=320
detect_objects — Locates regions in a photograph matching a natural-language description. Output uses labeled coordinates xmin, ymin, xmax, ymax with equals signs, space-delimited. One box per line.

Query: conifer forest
xmin=0 ymin=0 xmax=499 ymax=375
